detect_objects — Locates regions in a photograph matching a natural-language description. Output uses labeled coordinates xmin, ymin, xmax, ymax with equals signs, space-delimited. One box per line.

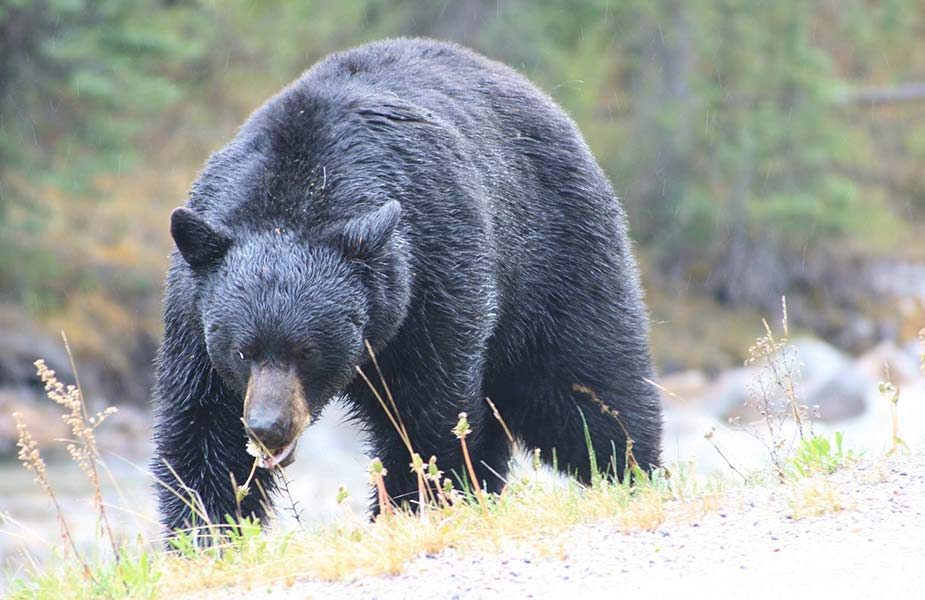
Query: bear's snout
xmin=243 ymin=365 xmax=309 ymax=457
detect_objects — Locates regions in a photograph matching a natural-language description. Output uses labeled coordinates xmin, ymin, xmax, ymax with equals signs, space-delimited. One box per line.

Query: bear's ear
xmin=170 ymin=207 xmax=231 ymax=269
xmin=337 ymin=200 xmax=402 ymax=261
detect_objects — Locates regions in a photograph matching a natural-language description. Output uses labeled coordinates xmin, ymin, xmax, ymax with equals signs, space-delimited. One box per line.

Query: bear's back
xmin=307 ymin=40 xmax=635 ymax=355
xmin=298 ymin=37 xmax=623 ymax=258
xmin=195 ymin=39 xmax=634 ymax=360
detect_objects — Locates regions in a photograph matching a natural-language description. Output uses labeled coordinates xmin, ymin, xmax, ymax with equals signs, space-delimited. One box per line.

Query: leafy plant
xmin=785 ymin=432 xmax=856 ymax=480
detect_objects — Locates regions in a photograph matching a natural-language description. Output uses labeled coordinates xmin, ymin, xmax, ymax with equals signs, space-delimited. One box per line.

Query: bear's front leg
xmin=151 ymin=330 xmax=276 ymax=541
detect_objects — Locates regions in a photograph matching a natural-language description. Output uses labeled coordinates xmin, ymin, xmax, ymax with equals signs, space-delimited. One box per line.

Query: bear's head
xmin=169 ymin=200 xmax=409 ymax=468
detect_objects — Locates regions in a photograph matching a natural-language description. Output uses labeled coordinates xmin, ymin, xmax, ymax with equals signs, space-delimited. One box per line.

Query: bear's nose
xmin=243 ymin=364 xmax=305 ymax=452
xmin=247 ymin=417 xmax=289 ymax=453
xmin=245 ymin=411 xmax=291 ymax=452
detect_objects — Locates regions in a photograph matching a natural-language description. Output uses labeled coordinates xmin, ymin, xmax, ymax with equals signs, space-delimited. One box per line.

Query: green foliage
xmin=221 ymin=516 xmax=274 ymax=562
xmin=0 ymin=0 xmax=204 ymax=177
xmin=168 ymin=528 xmax=208 ymax=560
xmin=0 ymin=0 xmax=209 ymax=307
xmin=466 ymin=0 xmax=922 ymax=307
xmin=578 ymin=409 xmax=602 ymax=488
xmin=8 ymin=547 xmax=162 ymax=600
xmin=786 ymin=431 xmax=857 ymax=480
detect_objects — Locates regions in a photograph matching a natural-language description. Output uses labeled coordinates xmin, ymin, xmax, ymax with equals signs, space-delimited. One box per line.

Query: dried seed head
xmin=368 ymin=458 xmax=387 ymax=482
xmin=452 ymin=412 xmax=471 ymax=439
xmin=426 ymin=456 xmax=442 ymax=481
xmin=236 ymin=485 xmax=250 ymax=502
xmin=409 ymin=452 xmax=424 ymax=474
xmin=14 ymin=413 xmax=51 ymax=495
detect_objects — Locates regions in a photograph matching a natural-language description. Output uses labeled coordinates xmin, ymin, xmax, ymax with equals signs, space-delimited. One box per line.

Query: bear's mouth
xmin=259 ymin=438 xmax=298 ymax=470
xmin=247 ymin=436 xmax=299 ymax=471
xmin=245 ymin=435 xmax=299 ymax=470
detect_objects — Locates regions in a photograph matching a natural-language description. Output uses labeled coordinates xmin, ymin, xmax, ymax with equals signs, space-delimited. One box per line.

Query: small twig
xmin=704 ymin=427 xmax=748 ymax=483
xmin=572 ymin=383 xmax=638 ymax=472
xmin=159 ymin=458 xmax=213 ymax=532
xmin=484 ymin=397 xmax=515 ymax=444
xmin=355 ymin=364 xmax=414 ymax=456
xmin=276 ymin=466 xmax=305 ymax=530
xmin=363 ymin=340 xmax=411 ymax=450
xmin=231 ymin=456 xmax=260 ymax=519
xmin=14 ymin=413 xmax=92 ymax=579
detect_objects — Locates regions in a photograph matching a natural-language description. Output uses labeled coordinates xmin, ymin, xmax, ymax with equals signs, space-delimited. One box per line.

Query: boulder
xmin=662 ymin=409 xmax=770 ymax=479
xmin=656 ymin=370 xmax=709 ymax=407
xmin=0 ymin=305 xmax=72 ymax=390
xmin=803 ymin=367 xmax=873 ymax=422
xmin=789 ymin=337 xmax=849 ymax=382
xmin=698 ymin=338 xmax=873 ymax=425
xmin=0 ymin=389 xmax=69 ymax=456
xmin=855 ymin=340 xmax=922 ymax=386
xmin=692 ymin=367 xmax=753 ymax=421
xmin=778 ymin=337 xmax=871 ymax=422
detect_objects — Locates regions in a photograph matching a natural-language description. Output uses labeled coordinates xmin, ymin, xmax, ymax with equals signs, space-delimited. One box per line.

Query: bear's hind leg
xmin=493 ymin=347 xmax=662 ymax=483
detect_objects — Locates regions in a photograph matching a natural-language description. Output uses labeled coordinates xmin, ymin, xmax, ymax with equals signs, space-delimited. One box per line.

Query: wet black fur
xmin=152 ymin=38 xmax=662 ymax=534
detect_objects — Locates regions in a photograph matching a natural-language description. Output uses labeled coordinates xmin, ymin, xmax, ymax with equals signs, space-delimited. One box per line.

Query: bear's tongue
xmin=259 ymin=439 xmax=297 ymax=470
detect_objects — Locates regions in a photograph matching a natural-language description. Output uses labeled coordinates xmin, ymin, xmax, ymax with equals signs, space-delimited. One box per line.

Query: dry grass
xmin=8 ymin=449 xmax=718 ymax=598
xmin=786 ymin=476 xmax=851 ymax=520
xmin=149 ymin=468 xmax=718 ymax=596
xmin=741 ymin=298 xmax=814 ymax=478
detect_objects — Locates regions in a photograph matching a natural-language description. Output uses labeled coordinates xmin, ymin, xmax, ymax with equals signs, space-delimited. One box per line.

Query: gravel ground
xmin=210 ymin=454 xmax=925 ymax=600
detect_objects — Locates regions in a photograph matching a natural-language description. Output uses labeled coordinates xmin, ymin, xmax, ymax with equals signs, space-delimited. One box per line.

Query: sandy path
xmin=212 ymin=455 xmax=925 ymax=599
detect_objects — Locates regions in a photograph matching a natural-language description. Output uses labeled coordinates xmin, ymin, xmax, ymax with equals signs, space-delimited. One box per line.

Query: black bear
xmin=152 ymin=38 xmax=662 ymax=534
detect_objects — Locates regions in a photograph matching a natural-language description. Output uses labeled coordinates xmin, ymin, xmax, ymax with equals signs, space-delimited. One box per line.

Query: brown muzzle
xmin=243 ymin=364 xmax=310 ymax=456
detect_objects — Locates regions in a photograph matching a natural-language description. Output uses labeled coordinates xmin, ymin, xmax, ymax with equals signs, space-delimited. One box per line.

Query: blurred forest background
xmin=2 ymin=0 xmax=925 ymax=414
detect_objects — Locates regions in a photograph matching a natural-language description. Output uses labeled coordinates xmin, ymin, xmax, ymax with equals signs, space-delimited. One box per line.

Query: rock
xmin=832 ymin=380 xmax=925 ymax=452
xmin=95 ymin=404 xmax=153 ymax=460
xmin=785 ymin=338 xmax=872 ymax=422
xmin=691 ymin=368 xmax=753 ymax=420
xmin=789 ymin=337 xmax=849 ymax=382
xmin=831 ymin=315 xmax=878 ymax=353
xmin=0 ymin=305 xmax=72 ymax=389
xmin=699 ymin=338 xmax=872 ymax=425
xmin=901 ymin=339 xmax=925 ymax=372
xmin=803 ymin=368 xmax=873 ymax=422
xmin=0 ymin=389 xmax=69 ymax=456
xmin=662 ymin=410 xmax=769 ymax=479
xmin=656 ymin=370 xmax=709 ymax=407
xmin=856 ymin=341 xmax=922 ymax=386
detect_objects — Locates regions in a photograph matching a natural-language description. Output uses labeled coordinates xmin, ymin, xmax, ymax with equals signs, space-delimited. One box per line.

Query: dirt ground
xmin=208 ymin=454 xmax=925 ymax=600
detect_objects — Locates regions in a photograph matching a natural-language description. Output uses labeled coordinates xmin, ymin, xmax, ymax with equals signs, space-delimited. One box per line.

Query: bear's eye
xmin=236 ymin=350 xmax=246 ymax=361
